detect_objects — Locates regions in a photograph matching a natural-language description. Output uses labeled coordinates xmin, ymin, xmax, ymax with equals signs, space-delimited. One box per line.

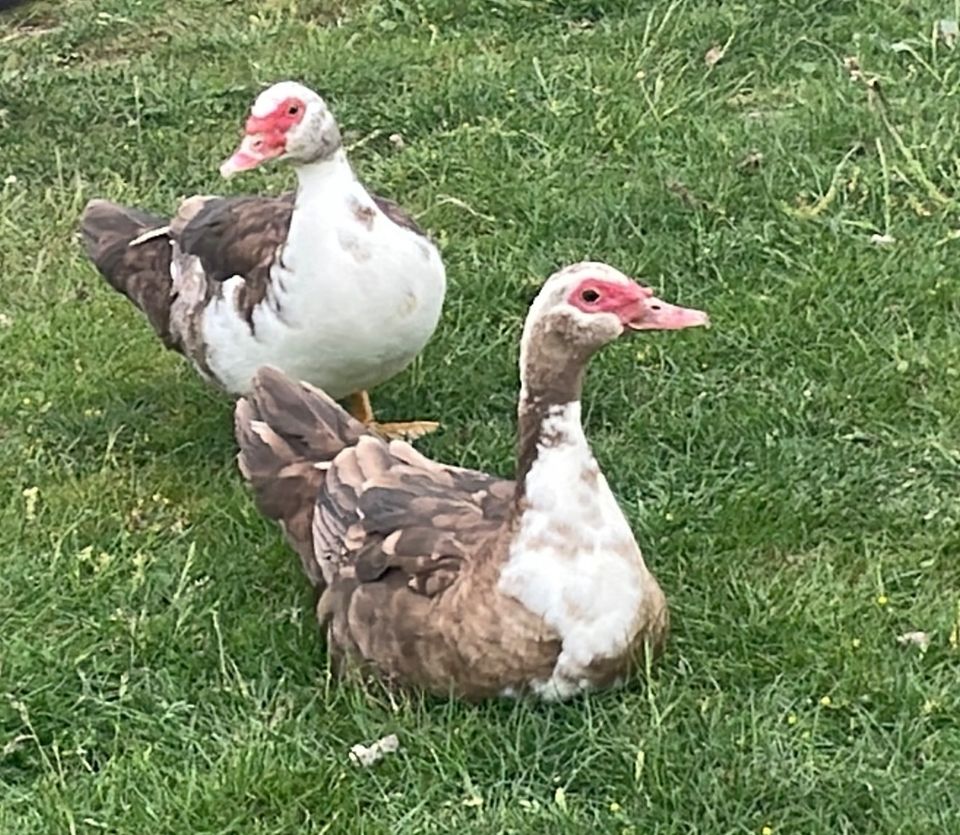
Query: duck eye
xmin=581 ymin=288 xmax=600 ymax=304
xmin=288 ymin=104 xmax=300 ymax=115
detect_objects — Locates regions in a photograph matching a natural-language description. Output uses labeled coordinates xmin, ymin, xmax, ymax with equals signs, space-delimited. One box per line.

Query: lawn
xmin=2 ymin=0 xmax=959 ymax=832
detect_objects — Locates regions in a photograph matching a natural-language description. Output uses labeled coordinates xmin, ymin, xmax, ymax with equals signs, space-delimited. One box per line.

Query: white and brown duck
xmin=80 ymin=81 xmax=445 ymax=439
xmin=235 ymin=262 xmax=709 ymax=701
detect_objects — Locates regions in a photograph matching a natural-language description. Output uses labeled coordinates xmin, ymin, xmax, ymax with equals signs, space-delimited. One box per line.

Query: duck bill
xmin=626 ymin=296 xmax=710 ymax=331
xmin=219 ymin=133 xmax=285 ymax=178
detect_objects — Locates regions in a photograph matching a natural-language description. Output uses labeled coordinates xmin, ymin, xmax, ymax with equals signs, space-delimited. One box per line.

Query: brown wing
xmin=314 ymin=437 xmax=530 ymax=696
xmin=315 ymin=435 xmax=579 ymax=700
xmin=315 ymin=436 xmax=514 ymax=596
xmin=235 ymin=366 xmax=369 ymax=589
xmin=80 ymin=199 xmax=178 ymax=349
xmin=172 ymin=193 xmax=295 ymax=326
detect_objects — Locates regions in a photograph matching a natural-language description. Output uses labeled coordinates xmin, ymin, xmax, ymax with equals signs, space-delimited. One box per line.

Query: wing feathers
xmin=79 ymin=199 xmax=177 ymax=347
xmin=235 ymin=367 xmax=371 ymax=588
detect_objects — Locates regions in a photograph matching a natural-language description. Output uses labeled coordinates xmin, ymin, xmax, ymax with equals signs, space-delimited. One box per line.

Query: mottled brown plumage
xmin=237 ymin=367 xmax=557 ymax=698
xmin=236 ymin=263 xmax=710 ymax=701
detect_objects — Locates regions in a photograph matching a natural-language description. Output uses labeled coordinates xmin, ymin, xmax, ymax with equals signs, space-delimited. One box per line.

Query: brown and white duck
xmin=80 ymin=81 xmax=445 ymax=439
xmin=235 ymin=262 xmax=709 ymax=701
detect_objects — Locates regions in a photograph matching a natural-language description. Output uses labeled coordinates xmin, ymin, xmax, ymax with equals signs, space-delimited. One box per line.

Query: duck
xmin=80 ymin=81 xmax=446 ymax=440
xmin=235 ymin=262 xmax=709 ymax=701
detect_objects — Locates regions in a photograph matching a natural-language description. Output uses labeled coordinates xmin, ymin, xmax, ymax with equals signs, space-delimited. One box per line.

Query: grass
xmin=2 ymin=0 xmax=960 ymax=831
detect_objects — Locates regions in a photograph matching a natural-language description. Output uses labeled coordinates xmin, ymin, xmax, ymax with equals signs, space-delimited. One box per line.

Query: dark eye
xmin=581 ymin=288 xmax=600 ymax=304
xmin=288 ymin=104 xmax=300 ymax=115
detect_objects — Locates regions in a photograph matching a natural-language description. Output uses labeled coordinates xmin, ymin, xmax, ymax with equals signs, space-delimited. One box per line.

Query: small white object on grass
xmin=704 ymin=45 xmax=725 ymax=67
xmin=869 ymin=233 xmax=896 ymax=246
xmin=938 ymin=18 xmax=959 ymax=47
xmin=348 ymin=733 xmax=399 ymax=767
xmin=896 ymin=631 xmax=931 ymax=651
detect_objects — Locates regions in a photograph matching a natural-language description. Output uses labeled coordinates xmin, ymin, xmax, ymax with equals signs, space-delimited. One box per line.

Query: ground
xmin=1 ymin=0 xmax=959 ymax=832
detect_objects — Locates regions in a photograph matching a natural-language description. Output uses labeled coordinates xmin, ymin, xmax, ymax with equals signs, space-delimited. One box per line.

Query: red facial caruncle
xmin=220 ymin=97 xmax=307 ymax=178
xmin=567 ymin=277 xmax=709 ymax=331
xmin=244 ymin=97 xmax=306 ymax=137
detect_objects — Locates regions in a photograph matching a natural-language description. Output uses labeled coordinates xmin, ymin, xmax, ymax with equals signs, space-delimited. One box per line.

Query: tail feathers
xmin=80 ymin=199 xmax=177 ymax=348
xmin=235 ymin=366 xmax=370 ymax=588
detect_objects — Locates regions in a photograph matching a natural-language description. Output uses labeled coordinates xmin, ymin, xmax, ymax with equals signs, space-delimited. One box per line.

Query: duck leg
xmin=345 ymin=390 xmax=439 ymax=442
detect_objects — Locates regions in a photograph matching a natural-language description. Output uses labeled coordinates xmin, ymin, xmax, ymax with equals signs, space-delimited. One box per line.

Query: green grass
xmin=2 ymin=0 xmax=960 ymax=831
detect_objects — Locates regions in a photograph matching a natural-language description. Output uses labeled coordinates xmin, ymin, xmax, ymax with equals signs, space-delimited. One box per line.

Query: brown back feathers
xmin=234 ymin=367 xmax=368 ymax=588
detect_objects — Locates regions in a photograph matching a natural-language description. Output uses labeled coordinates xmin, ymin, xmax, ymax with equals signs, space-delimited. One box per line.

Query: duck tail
xmin=235 ymin=366 xmax=368 ymax=589
xmin=79 ymin=199 xmax=178 ymax=349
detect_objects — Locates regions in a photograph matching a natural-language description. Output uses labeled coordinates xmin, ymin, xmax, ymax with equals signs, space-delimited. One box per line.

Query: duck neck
xmin=293 ymin=149 xmax=355 ymax=201
xmin=514 ymin=329 xmax=591 ymax=498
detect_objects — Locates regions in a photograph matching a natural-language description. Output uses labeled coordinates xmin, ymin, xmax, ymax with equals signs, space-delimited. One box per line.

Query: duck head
xmin=519 ymin=262 xmax=709 ymax=390
xmin=220 ymin=81 xmax=343 ymax=177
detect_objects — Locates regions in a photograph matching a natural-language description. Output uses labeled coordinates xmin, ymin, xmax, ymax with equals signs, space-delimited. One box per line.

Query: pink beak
xmin=219 ymin=133 xmax=285 ymax=179
xmin=626 ymin=295 xmax=710 ymax=331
